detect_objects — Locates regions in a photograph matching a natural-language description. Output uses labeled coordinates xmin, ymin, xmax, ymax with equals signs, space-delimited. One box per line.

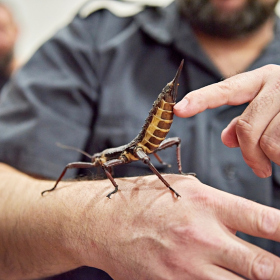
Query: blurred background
xmin=3 ymin=0 xmax=280 ymax=64
xmin=3 ymin=0 xmax=88 ymax=64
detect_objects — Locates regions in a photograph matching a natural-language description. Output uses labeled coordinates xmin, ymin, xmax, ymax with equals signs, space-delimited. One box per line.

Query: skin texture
xmin=174 ymin=64 xmax=280 ymax=178
xmin=2 ymin=162 xmax=280 ymax=280
xmin=1 ymin=1 xmax=280 ymax=280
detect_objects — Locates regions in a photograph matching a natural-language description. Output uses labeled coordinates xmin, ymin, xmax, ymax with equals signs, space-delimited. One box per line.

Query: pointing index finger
xmin=174 ymin=68 xmax=264 ymax=118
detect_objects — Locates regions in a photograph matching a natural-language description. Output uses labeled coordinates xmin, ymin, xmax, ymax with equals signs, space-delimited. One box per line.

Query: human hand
xmin=2 ymin=165 xmax=280 ymax=279
xmin=75 ymin=174 xmax=280 ymax=280
xmin=174 ymin=64 xmax=280 ymax=178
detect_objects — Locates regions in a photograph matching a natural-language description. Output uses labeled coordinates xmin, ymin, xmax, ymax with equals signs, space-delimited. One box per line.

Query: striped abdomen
xmin=137 ymin=98 xmax=175 ymax=154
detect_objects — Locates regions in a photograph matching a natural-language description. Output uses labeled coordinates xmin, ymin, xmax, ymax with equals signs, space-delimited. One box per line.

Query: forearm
xmin=3 ymin=162 xmax=280 ymax=280
xmin=0 ymin=163 xmax=106 ymax=279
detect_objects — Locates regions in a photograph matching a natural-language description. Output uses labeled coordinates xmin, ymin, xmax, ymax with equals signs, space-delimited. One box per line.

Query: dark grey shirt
xmin=1 ymin=1 xmax=280 ymax=279
xmin=0 ymin=72 xmax=9 ymax=91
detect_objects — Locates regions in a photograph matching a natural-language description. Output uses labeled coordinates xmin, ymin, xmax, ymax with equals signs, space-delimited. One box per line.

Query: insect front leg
xmin=134 ymin=147 xmax=180 ymax=198
xmin=156 ymin=137 xmax=196 ymax=177
xmin=102 ymin=158 xmax=127 ymax=199
xmin=41 ymin=162 xmax=95 ymax=196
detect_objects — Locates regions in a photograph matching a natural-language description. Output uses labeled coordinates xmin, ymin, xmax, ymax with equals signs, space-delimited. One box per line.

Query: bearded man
xmin=0 ymin=1 xmax=280 ymax=279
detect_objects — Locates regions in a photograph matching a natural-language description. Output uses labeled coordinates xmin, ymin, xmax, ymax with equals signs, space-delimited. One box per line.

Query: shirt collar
xmin=134 ymin=2 xmax=221 ymax=77
xmin=135 ymin=3 xmax=280 ymax=77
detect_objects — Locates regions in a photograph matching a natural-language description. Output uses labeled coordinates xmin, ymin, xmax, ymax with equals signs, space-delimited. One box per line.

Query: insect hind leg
xmin=41 ymin=162 xmax=95 ymax=196
xmin=135 ymin=148 xmax=180 ymax=197
xmin=156 ymin=137 xmax=196 ymax=177
xmin=153 ymin=152 xmax=171 ymax=168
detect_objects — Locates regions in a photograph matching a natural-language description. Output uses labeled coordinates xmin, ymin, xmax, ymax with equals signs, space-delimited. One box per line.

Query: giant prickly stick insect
xmin=42 ymin=60 xmax=193 ymax=198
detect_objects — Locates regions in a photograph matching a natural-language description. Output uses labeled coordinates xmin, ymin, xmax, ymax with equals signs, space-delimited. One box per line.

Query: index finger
xmin=174 ymin=67 xmax=266 ymax=118
xmin=217 ymin=190 xmax=280 ymax=241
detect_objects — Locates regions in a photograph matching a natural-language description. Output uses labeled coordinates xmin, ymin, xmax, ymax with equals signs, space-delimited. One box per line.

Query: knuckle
xmin=234 ymin=119 xmax=261 ymax=168
xmin=262 ymin=64 xmax=280 ymax=74
xmin=216 ymin=79 xmax=235 ymax=103
xmin=272 ymin=77 xmax=280 ymax=93
xmin=170 ymin=224 xmax=197 ymax=244
xmin=260 ymin=134 xmax=280 ymax=157
xmin=262 ymin=64 xmax=280 ymax=93
xmin=255 ymin=208 xmax=279 ymax=237
xmin=235 ymin=118 xmax=253 ymax=138
xmin=171 ymin=222 xmax=221 ymax=251
xmin=251 ymin=255 xmax=275 ymax=280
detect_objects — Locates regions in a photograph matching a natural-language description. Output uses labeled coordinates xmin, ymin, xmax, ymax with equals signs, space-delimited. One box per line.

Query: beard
xmin=176 ymin=0 xmax=278 ymax=39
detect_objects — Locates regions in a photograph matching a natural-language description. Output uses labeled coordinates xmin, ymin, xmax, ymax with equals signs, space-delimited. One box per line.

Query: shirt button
xmin=224 ymin=164 xmax=237 ymax=180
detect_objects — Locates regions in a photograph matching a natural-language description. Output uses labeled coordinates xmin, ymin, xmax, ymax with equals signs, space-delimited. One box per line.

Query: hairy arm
xmin=2 ymin=162 xmax=280 ymax=279
xmin=0 ymin=163 xmax=105 ymax=279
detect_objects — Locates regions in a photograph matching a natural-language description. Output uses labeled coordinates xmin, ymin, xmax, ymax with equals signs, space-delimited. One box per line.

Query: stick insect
xmin=42 ymin=60 xmax=194 ymax=198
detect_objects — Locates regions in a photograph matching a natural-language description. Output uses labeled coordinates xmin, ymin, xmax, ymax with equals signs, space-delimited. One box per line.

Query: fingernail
xmin=174 ymin=98 xmax=189 ymax=111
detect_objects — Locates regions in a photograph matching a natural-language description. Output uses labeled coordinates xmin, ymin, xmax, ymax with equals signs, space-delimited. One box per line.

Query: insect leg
xmin=41 ymin=162 xmax=95 ymax=196
xmin=153 ymin=153 xmax=171 ymax=168
xmin=156 ymin=137 xmax=196 ymax=177
xmin=102 ymin=158 xmax=127 ymax=199
xmin=135 ymin=148 xmax=180 ymax=197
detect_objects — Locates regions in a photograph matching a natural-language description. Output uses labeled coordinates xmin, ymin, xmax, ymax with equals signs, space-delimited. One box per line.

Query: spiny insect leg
xmin=103 ymin=167 xmax=119 ymax=199
xmin=156 ymin=137 xmax=196 ymax=177
xmin=102 ymin=158 xmax=126 ymax=199
xmin=135 ymin=148 xmax=180 ymax=198
xmin=153 ymin=152 xmax=171 ymax=168
xmin=41 ymin=162 xmax=95 ymax=196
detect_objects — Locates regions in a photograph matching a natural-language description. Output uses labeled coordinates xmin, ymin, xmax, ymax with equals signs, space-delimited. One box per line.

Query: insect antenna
xmin=56 ymin=142 xmax=92 ymax=159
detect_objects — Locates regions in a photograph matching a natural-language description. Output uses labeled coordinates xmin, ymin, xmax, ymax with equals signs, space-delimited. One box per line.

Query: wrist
xmin=0 ymin=165 xmax=81 ymax=278
xmin=55 ymin=178 xmax=115 ymax=271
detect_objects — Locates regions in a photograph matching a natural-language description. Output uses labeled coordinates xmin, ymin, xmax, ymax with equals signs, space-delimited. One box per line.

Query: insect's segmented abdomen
xmin=138 ymin=99 xmax=175 ymax=154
